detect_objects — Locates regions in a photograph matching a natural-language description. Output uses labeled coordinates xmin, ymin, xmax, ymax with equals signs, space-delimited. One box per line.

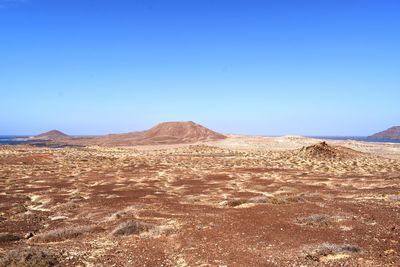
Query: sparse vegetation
xmin=11 ymin=205 xmax=27 ymax=214
xmin=247 ymin=195 xmax=269 ymax=204
xmin=0 ymin=138 xmax=399 ymax=265
xmin=225 ymin=199 xmax=247 ymax=207
xmin=0 ymin=247 xmax=59 ymax=267
xmin=145 ymin=223 xmax=178 ymax=237
xmin=296 ymin=214 xmax=334 ymax=227
xmin=31 ymin=225 xmax=101 ymax=243
xmin=0 ymin=233 xmax=21 ymax=243
xmin=387 ymin=194 xmax=400 ymax=202
xmin=223 ymin=194 xmax=306 ymax=207
xmin=304 ymin=243 xmax=361 ymax=262
xmin=111 ymin=221 xmax=153 ymax=236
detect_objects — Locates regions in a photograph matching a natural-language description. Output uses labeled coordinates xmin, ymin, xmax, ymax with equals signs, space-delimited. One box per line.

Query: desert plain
xmin=1 ymin=133 xmax=400 ymax=266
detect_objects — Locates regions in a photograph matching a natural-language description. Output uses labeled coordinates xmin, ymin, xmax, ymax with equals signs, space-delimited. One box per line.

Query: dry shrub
xmin=146 ymin=222 xmax=178 ymax=237
xmin=284 ymin=195 xmax=306 ymax=203
xmin=270 ymin=195 xmax=305 ymax=204
xmin=247 ymin=195 xmax=269 ymax=204
xmin=11 ymin=205 xmax=27 ymax=214
xmin=225 ymin=199 xmax=247 ymax=207
xmin=0 ymin=247 xmax=59 ymax=267
xmin=50 ymin=201 xmax=79 ymax=212
xmin=32 ymin=225 xmax=101 ymax=243
xmin=111 ymin=221 xmax=153 ymax=236
xmin=304 ymin=243 xmax=361 ymax=262
xmin=223 ymin=199 xmax=247 ymax=207
xmin=387 ymin=195 xmax=400 ymax=202
xmin=224 ymin=195 xmax=303 ymax=207
xmin=105 ymin=204 xmax=146 ymax=221
xmin=0 ymin=233 xmax=21 ymax=243
xmin=296 ymin=214 xmax=333 ymax=227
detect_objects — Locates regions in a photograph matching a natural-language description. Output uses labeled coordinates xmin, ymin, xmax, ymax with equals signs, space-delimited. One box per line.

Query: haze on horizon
xmin=1 ymin=0 xmax=399 ymax=136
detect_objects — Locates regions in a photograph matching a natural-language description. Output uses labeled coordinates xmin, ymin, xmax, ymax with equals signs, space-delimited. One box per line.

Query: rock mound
xmin=298 ymin=141 xmax=361 ymax=160
xmin=34 ymin=130 xmax=69 ymax=140
xmin=368 ymin=126 xmax=400 ymax=140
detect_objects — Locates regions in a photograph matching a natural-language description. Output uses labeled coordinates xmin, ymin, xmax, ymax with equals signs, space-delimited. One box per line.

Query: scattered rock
xmin=24 ymin=232 xmax=34 ymax=239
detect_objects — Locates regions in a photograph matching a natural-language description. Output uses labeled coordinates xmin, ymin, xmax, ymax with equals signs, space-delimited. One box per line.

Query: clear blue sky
xmin=1 ymin=0 xmax=399 ymax=136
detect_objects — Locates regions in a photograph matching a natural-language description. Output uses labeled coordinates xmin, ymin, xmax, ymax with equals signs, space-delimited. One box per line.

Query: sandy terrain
xmin=0 ymin=136 xmax=399 ymax=266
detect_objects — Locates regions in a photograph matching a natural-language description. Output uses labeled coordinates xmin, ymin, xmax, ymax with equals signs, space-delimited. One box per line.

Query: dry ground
xmin=0 ymin=137 xmax=400 ymax=266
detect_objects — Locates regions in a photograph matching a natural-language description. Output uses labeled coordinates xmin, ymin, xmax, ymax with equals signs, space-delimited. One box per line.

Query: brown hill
xmin=368 ymin=126 xmax=400 ymax=140
xmin=298 ymin=141 xmax=362 ymax=160
xmin=34 ymin=130 xmax=69 ymax=140
xmin=136 ymin=121 xmax=226 ymax=144
xmin=87 ymin=121 xmax=226 ymax=146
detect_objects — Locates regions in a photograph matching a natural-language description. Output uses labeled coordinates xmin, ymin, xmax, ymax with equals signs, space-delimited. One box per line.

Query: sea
xmin=309 ymin=136 xmax=400 ymax=144
xmin=0 ymin=136 xmax=80 ymax=148
xmin=1 ymin=135 xmax=400 ymax=146
xmin=0 ymin=136 xmax=39 ymax=145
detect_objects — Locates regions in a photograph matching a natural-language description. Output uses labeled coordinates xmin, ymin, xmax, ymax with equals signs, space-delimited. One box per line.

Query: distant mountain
xmin=138 ymin=121 xmax=226 ymax=144
xmin=34 ymin=130 xmax=69 ymax=140
xmin=368 ymin=126 xmax=400 ymax=140
xmin=93 ymin=121 xmax=226 ymax=146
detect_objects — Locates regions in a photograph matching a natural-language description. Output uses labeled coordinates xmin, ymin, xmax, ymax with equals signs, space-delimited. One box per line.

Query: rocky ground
xmin=0 ymin=138 xmax=399 ymax=266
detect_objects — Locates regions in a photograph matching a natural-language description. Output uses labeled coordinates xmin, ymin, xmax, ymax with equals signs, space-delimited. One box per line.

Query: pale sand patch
xmin=321 ymin=253 xmax=351 ymax=262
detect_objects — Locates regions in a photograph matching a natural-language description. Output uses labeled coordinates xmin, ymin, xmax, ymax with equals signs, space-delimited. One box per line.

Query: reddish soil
xmin=0 ymin=143 xmax=399 ymax=266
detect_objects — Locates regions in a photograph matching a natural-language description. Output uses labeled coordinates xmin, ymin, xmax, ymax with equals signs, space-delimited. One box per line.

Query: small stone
xmin=24 ymin=232 xmax=34 ymax=239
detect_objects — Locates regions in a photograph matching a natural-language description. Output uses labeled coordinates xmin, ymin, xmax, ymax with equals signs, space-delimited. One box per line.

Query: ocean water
xmin=0 ymin=136 xmax=38 ymax=145
xmin=0 ymin=136 xmax=79 ymax=148
xmin=311 ymin=136 xmax=400 ymax=144
xmin=1 ymin=135 xmax=400 ymax=146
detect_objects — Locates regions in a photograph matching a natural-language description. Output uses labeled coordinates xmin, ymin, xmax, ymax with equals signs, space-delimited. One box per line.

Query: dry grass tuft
xmin=282 ymin=195 xmax=306 ymax=203
xmin=296 ymin=214 xmax=334 ymax=227
xmin=144 ymin=220 xmax=179 ymax=237
xmin=225 ymin=199 xmax=247 ymax=207
xmin=111 ymin=221 xmax=153 ymax=236
xmin=0 ymin=233 xmax=21 ymax=243
xmin=223 ymin=194 xmax=305 ymax=207
xmin=247 ymin=195 xmax=270 ymax=204
xmin=11 ymin=205 xmax=27 ymax=215
xmin=0 ymin=247 xmax=59 ymax=267
xmin=31 ymin=225 xmax=101 ymax=243
xmin=304 ymin=243 xmax=361 ymax=262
